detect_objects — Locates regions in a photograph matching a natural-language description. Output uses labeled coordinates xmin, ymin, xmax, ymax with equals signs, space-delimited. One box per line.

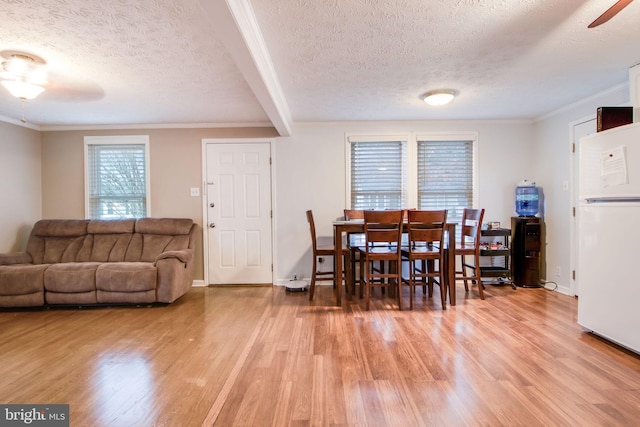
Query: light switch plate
xmin=190 ymin=187 xmax=200 ymax=197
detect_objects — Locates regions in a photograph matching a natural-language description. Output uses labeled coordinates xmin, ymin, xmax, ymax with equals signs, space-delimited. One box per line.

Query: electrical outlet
xmin=190 ymin=187 xmax=200 ymax=197
xmin=556 ymin=266 xmax=561 ymax=277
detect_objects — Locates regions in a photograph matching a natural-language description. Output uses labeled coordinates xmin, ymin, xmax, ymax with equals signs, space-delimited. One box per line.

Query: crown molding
xmin=0 ymin=114 xmax=41 ymax=130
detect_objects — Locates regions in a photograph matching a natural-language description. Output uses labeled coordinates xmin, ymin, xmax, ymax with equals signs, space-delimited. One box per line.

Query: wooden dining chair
xmin=306 ymin=210 xmax=350 ymax=301
xmin=343 ymin=209 xmax=365 ymax=295
xmin=358 ymin=210 xmax=403 ymax=310
xmin=455 ymin=208 xmax=486 ymax=300
xmin=401 ymin=209 xmax=448 ymax=310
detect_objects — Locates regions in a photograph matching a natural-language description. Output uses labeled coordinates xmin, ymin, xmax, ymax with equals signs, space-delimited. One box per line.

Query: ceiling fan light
xmin=0 ymin=51 xmax=48 ymax=99
xmin=1 ymin=80 xmax=45 ymax=99
xmin=422 ymin=90 xmax=456 ymax=106
xmin=3 ymin=55 xmax=34 ymax=74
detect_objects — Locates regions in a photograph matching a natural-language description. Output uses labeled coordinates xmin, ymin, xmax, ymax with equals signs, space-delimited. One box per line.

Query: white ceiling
xmin=0 ymin=0 xmax=639 ymax=135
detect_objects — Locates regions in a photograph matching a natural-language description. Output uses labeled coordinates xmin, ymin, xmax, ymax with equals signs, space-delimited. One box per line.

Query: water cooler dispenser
xmin=511 ymin=181 xmax=543 ymax=288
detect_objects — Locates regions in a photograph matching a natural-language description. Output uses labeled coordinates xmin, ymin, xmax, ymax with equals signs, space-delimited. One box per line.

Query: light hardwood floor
xmin=1 ymin=283 xmax=639 ymax=426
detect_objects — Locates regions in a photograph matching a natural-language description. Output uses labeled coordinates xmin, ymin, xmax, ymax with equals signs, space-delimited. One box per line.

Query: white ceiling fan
xmin=1 ymin=50 xmax=103 ymax=102
xmin=588 ymin=0 xmax=634 ymax=28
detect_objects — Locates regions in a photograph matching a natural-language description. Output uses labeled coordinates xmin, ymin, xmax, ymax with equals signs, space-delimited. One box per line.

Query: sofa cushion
xmin=0 ymin=264 xmax=47 ymax=307
xmin=0 ymin=264 xmax=48 ymax=295
xmin=135 ymin=218 xmax=193 ymax=235
xmin=76 ymin=219 xmax=136 ymax=262
xmin=31 ymin=219 xmax=88 ymax=237
xmin=96 ymin=289 xmax=156 ymax=304
xmin=0 ymin=292 xmax=44 ymax=307
xmin=88 ymin=219 xmax=136 ymax=235
xmin=46 ymin=291 xmax=97 ymax=305
xmin=125 ymin=218 xmax=194 ymax=262
xmin=27 ymin=219 xmax=89 ymax=264
xmin=96 ymin=263 xmax=157 ymax=292
xmin=44 ymin=262 xmax=101 ymax=293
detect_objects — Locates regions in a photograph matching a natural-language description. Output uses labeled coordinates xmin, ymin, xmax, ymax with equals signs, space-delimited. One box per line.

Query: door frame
xmin=569 ymin=114 xmax=596 ymax=296
xmin=201 ymin=138 xmax=277 ymax=286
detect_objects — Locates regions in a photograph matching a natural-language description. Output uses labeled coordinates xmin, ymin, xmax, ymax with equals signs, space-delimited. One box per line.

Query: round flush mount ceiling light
xmin=422 ymin=89 xmax=457 ymax=106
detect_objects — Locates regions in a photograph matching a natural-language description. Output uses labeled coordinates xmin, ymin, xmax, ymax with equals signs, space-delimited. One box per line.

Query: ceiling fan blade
xmin=588 ymin=0 xmax=634 ymax=28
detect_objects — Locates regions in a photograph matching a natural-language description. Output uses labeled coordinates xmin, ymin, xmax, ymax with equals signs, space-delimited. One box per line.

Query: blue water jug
xmin=515 ymin=180 xmax=539 ymax=217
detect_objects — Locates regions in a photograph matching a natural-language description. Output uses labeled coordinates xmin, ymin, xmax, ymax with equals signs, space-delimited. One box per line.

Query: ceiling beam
xmin=200 ymin=0 xmax=292 ymax=136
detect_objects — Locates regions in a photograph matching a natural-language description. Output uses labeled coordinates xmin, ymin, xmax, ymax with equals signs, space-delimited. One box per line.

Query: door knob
xmin=209 ymin=203 xmax=215 ymax=208
xmin=209 ymin=223 xmax=216 ymax=228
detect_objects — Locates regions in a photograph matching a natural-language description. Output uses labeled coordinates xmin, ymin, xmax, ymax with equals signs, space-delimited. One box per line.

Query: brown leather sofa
xmin=0 ymin=218 xmax=197 ymax=307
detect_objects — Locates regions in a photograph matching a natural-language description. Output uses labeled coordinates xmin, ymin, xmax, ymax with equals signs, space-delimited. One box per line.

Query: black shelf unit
xmin=479 ymin=228 xmax=515 ymax=288
xmin=511 ymin=216 xmax=543 ymax=288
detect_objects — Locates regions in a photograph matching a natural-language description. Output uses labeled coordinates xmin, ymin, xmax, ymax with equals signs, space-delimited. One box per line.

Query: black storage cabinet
xmin=511 ymin=216 xmax=542 ymax=288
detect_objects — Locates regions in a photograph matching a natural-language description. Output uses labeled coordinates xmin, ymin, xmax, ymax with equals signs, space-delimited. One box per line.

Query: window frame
xmin=84 ymin=135 xmax=151 ymax=220
xmin=345 ymin=134 xmax=410 ymax=210
xmin=345 ymin=132 xmax=478 ymax=216
xmin=415 ymin=133 xmax=478 ymax=227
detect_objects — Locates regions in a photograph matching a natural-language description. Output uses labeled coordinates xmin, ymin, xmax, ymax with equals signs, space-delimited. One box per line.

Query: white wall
xmin=0 ymin=121 xmax=42 ymax=252
xmin=533 ymin=84 xmax=629 ymax=294
xmin=275 ymin=120 xmax=535 ymax=282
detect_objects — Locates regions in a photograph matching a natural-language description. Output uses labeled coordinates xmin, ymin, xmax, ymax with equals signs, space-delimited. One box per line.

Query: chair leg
xmin=462 ymin=255 xmax=470 ymax=291
xmin=361 ymin=255 xmax=370 ymax=309
xmin=350 ymin=250 xmax=355 ymax=295
xmin=409 ymin=260 xmax=414 ymax=310
xmin=365 ymin=276 xmax=371 ymax=311
xmin=439 ymin=269 xmax=447 ymax=309
xmin=309 ymin=256 xmax=318 ymax=301
xmin=427 ymin=260 xmax=435 ymax=297
xmin=342 ymin=252 xmax=350 ymax=296
xmin=395 ymin=261 xmax=402 ymax=311
xmin=332 ymin=254 xmax=337 ymax=289
xmin=475 ymin=253 xmax=485 ymax=300
xmin=359 ymin=255 xmax=365 ymax=299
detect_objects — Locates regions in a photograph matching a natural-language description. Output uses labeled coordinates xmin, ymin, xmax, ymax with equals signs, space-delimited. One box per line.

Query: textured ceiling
xmin=0 ymin=0 xmax=639 ymax=131
xmin=0 ymin=0 xmax=269 ymax=126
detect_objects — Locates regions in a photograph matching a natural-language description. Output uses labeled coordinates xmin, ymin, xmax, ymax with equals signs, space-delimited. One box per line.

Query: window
xmin=347 ymin=136 xmax=408 ymax=209
xmin=417 ymin=139 xmax=474 ymax=226
xmin=347 ymin=133 xmax=476 ymax=227
xmin=84 ymin=136 xmax=150 ymax=219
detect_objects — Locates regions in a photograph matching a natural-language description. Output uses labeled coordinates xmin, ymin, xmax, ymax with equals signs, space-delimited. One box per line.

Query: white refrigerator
xmin=578 ymin=121 xmax=640 ymax=354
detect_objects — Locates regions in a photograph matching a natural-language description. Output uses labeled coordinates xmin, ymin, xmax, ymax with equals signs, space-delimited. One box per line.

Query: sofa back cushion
xmin=27 ymin=220 xmax=89 ymax=264
xmin=76 ymin=219 xmax=136 ymax=262
xmin=125 ymin=218 xmax=195 ymax=262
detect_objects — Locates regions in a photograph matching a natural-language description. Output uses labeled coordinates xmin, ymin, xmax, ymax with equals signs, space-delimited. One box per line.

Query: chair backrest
xmin=363 ymin=210 xmax=403 ymax=247
xmin=460 ymin=208 xmax=485 ymax=247
xmin=344 ymin=209 xmax=364 ymax=220
xmin=407 ymin=210 xmax=447 ymax=250
xmin=306 ymin=210 xmax=318 ymax=252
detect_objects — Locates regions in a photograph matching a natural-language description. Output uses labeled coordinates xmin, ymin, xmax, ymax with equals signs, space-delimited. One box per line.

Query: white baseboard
xmin=192 ymin=280 xmax=206 ymax=287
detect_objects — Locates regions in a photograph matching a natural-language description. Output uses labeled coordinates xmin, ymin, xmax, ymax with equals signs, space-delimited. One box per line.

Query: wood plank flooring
xmin=0 ymin=283 xmax=639 ymax=426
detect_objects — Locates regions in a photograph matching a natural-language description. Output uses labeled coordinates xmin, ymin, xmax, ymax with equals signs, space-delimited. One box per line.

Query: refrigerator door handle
xmin=585 ymin=197 xmax=640 ymax=203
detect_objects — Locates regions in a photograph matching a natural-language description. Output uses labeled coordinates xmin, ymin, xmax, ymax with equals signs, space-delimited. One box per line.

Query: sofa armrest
xmin=0 ymin=252 xmax=33 ymax=265
xmin=155 ymin=249 xmax=195 ymax=303
xmin=154 ymin=249 xmax=193 ymax=266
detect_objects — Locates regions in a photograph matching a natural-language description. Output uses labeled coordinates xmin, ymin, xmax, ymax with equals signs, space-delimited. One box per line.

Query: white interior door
xmin=205 ymin=142 xmax=272 ymax=284
xmin=570 ymin=118 xmax=596 ymax=296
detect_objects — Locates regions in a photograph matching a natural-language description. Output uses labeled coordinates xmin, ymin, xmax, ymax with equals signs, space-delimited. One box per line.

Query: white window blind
xmin=86 ymin=142 xmax=149 ymax=219
xmin=349 ymin=139 xmax=407 ymax=209
xmin=417 ymin=139 xmax=473 ymax=227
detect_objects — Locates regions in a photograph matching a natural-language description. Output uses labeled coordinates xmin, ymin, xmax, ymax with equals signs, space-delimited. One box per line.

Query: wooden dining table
xmin=332 ymin=220 xmax=457 ymax=307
